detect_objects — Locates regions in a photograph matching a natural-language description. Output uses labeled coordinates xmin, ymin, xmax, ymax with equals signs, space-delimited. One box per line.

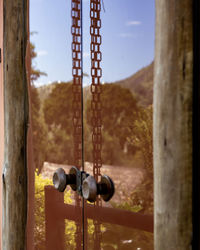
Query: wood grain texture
xmin=154 ymin=1 xmax=193 ymax=249
xmin=3 ymin=1 xmax=28 ymax=249
xmin=0 ymin=0 xmax=3 ymax=248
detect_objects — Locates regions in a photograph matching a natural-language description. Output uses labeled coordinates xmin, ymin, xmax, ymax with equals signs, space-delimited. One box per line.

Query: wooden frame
xmin=192 ymin=0 xmax=200 ymax=248
xmin=0 ymin=0 xmax=3 ymax=248
xmin=2 ymin=0 xmax=28 ymax=249
xmin=0 ymin=0 xmax=196 ymax=249
xmin=154 ymin=0 xmax=193 ymax=249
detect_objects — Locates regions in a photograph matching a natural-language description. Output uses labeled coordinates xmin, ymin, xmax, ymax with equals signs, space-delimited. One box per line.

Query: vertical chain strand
xmin=71 ymin=0 xmax=83 ymax=249
xmin=90 ymin=0 xmax=102 ymax=249
xmin=90 ymin=0 xmax=102 ymax=184
xmin=72 ymin=0 xmax=82 ymax=170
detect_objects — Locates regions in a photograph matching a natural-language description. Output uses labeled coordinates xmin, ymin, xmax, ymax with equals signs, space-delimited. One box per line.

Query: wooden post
xmin=154 ymin=1 xmax=193 ymax=249
xmin=0 ymin=0 xmax=3 ymax=248
xmin=45 ymin=186 xmax=65 ymax=250
xmin=3 ymin=1 xmax=28 ymax=249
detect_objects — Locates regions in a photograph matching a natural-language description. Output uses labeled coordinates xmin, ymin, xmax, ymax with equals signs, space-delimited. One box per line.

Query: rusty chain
xmin=71 ymin=0 xmax=83 ymax=248
xmin=71 ymin=0 xmax=103 ymax=248
xmin=90 ymin=0 xmax=102 ymax=248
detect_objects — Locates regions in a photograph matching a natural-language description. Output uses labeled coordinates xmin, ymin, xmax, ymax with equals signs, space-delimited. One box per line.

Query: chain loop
xmin=71 ymin=0 xmax=83 ymax=248
xmin=72 ymin=0 xmax=82 ymax=170
xmin=90 ymin=0 xmax=102 ymax=248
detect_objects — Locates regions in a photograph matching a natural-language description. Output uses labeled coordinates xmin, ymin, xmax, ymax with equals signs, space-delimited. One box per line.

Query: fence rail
xmin=45 ymin=185 xmax=153 ymax=249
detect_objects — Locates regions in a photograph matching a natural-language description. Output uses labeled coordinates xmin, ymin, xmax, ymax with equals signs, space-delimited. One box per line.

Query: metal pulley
xmin=82 ymin=175 xmax=115 ymax=202
xmin=53 ymin=167 xmax=77 ymax=192
xmin=53 ymin=167 xmax=115 ymax=203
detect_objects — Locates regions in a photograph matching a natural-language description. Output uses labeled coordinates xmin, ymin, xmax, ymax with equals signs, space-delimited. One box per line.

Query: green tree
xmin=86 ymin=84 xmax=139 ymax=165
xmin=31 ymin=86 xmax=48 ymax=172
xmin=30 ymin=42 xmax=48 ymax=172
xmin=43 ymin=82 xmax=74 ymax=164
xmin=121 ymin=106 xmax=153 ymax=214
xmin=129 ymin=106 xmax=153 ymax=175
xmin=43 ymin=82 xmax=73 ymax=132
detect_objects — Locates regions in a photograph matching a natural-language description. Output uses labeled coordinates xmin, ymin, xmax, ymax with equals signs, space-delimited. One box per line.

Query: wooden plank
xmin=3 ymin=1 xmax=28 ymax=249
xmin=0 ymin=0 xmax=3 ymax=248
xmin=154 ymin=0 xmax=193 ymax=249
xmin=45 ymin=186 xmax=65 ymax=250
xmin=26 ymin=0 xmax=35 ymax=249
xmin=193 ymin=0 xmax=200 ymax=248
xmin=45 ymin=186 xmax=153 ymax=233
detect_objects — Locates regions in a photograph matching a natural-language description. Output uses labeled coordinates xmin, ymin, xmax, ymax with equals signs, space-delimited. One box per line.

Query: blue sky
xmin=30 ymin=0 xmax=155 ymax=86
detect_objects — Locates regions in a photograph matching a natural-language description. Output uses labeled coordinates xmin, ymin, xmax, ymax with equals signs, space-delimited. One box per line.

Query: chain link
xmin=90 ymin=0 xmax=102 ymax=248
xmin=72 ymin=0 xmax=82 ymax=170
xmin=71 ymin=0 xmax=83 ymax=248
xmin=90 ymin=0 xmax=102 ymax=184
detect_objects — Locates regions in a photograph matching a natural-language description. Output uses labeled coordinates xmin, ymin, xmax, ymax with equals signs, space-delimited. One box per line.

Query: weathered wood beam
xmin=45 ymin=186 xmax=153 ymax=233
xmin=154 ymin=1 xmax=193 ymax=249
xmin=0 ymin=0 xmax=3 ymax=248
xmin=3 ymin=1 xmax=28 ymax=249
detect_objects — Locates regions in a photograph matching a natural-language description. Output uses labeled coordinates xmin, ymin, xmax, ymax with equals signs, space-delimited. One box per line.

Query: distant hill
xmin=36 ymin=62 xmax=153 ymax=107
xmin=115 ymin=62 xmax=153 ymax=107
xmin=37 ymin=82 xmax=57 ymax=106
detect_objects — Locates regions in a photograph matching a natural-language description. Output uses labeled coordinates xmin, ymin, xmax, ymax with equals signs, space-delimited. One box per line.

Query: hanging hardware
xmin=72 ymin=0 xmax=83 ymax=170
xmin=90 ymin=0 xmax=103 ymax=246
xmin=90 ymin=0 xmax=102 ymax=185
xmin=53 ymin=167 xmax=115 ymax=203
xmin=71 ymin=0 xmax=83 ymax=247
xmin=82 ymin=175 xmax=114 ymax=202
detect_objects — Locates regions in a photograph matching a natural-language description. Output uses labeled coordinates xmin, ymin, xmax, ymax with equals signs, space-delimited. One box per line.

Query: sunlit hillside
xmin=116 ymin=62 xmax=153 ymax=107
xmin=37 ymin=62 xmax=154 ymax=108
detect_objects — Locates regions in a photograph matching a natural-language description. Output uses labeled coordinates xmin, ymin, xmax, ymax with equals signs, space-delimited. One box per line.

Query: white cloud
xmin=37 ymin=50 xmax=48 ymax=56
xmin=83 ymin=52 xmax=90 ymax=58
xmin=118 ymin=33 xmax=135 ymax=38
xmin=126 ymin=21 xmax=142 ymax=26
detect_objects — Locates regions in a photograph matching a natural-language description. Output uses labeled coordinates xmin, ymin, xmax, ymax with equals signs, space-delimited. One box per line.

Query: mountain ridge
xmin=37 ymin=61 xmax=154 ymax=107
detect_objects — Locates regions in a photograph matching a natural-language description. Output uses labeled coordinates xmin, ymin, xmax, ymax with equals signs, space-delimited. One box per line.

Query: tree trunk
xmin=3 ymin=1 xmax=28 ymax=249
xmin=154 ymin=1 xmax=193 ymax=249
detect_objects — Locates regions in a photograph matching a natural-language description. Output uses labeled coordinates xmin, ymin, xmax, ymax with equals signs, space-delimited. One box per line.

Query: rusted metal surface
xmin=71 ymin=0 xmax=83 ymax=248
xmin=90 ymin=0 xmax=103 ymax=248
xmin=90 ymin=0 xmax=102 ymax=183
xmin=72 ymin=0 xmax=83 ymax=170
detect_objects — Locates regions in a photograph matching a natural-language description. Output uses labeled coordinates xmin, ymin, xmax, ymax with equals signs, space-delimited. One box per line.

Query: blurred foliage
xmin=31 ymin=86 xmax=48 ymax=173
xmin=30 ymin=43 xmax=47 ymax=83
xmin=43 ymin=83 xmax=73 ymax=132
xmin=39 ymin=82 xmax=140 ymax=166
xmin=34 ymin=173 xmax=76 ymax=249
xmin=128 ymin=106 xmax=153 ymax=176
xmin=86 ymin=84 xmax=138 ymax=159
xmin=30 ymin=42 xmax=48 ymax=173
xmin=110 ymin=106 xmax=153 ymax=217
xmin=34 ymin=172 xmax=52 ymax=249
